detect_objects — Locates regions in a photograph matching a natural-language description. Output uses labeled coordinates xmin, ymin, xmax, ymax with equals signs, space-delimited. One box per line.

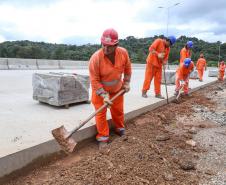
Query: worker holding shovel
xmin=142 ymin=36 xmax=176 ymax=99
xmin=89 ymin=28 xmax=132 ymax=149
xmin=179 ymin=41 xmax=193 ymax=66
xmin=175 ymin=58 xmax=194 ymax=97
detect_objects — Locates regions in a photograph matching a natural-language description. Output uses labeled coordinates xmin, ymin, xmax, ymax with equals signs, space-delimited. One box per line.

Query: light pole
xmin=158 ymin=2 xmax=180 ymax=69
xmin=218 ymin=42 xmax=221 ymax=67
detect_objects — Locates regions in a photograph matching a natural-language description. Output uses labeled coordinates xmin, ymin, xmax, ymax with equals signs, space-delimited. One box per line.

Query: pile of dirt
xmin=4 ymin=81 xmax=226 ymax=185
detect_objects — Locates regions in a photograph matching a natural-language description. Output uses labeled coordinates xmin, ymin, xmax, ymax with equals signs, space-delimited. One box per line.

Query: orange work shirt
xmin=146 ymin=38 xmax=170 ymax=68
xmin=89 ymin=47 xmax=132 ymax=95
xmin=177 ymin=62 xmax=194 ymax=80
xmin=196 ymin=58 xmax=207 ymax=70
xmin=180 ymin=47 xmax=191 ymax=64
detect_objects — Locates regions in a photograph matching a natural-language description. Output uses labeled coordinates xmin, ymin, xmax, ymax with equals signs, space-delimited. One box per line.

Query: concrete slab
xmin=8 ymin=58 xmax=37 ymax=70
xmin=59 ymin=60 xmax=88 ymax=69
xmin=37 ymin=59 xmax=60 ymax=69
xmin=0 ymin=58 xmax=9 ymax=69
xmin=0 ymin=67 xmax=220 ymax=177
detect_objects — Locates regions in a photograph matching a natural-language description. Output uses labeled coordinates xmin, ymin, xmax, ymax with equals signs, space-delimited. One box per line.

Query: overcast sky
xmin=0 ymin=0 xmax=226 ymax=45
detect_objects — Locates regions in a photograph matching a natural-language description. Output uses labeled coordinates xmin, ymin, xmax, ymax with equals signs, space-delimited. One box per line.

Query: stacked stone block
xmin=32 ymin=72 xmax=90 ymax=106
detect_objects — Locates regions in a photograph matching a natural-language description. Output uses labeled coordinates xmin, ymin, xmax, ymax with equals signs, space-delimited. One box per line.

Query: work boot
xmin=155 ymin=94 xmax=165 ymax=99
xmin=142 ymin=91 xmax=148 ymax=98
xmin=98 ymin=141 xmax=109 ymax=150
xmin=199 ymin=79 xmax=203 ymax=82
xmin=115 ymin=129 xmax=125 ymax=137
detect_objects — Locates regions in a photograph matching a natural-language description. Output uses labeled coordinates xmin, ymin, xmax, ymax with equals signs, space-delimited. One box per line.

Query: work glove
xmin=123 ymin=82 xmax=130 ymax=93
xmin=157 ymin=52 xmax=165 ymax=60
xmin=100 ymin=93 xmax=112 ymax=107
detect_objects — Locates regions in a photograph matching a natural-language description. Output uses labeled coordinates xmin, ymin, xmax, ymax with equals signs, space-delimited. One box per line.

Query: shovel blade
xmin=52 ymin=125 xmax=77 ymax=153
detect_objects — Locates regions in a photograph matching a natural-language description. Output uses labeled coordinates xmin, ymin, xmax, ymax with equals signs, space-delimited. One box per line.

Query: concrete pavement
xmin=0 ymin=66 xmax=219 ymax=177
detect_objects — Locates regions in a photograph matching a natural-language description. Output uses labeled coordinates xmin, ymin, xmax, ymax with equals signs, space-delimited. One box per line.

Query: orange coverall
xmin=180 ymin=47 xmax=191 ymax=66
xmin=142 ymin=38 xmax=170 ymax=95
xmin=218 ymin=63 xmax=226 ymax=81
xmin=89 ymin=47 xmax=132 ymax=142
xmin=196 ymin=58 xmax=207 ymax=81
xmin=175 ymin=62 xmax=194 ymax=94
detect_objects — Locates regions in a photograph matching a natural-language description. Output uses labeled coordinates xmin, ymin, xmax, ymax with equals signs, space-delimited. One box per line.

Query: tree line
xmin=0 ymin=35 xmax=225 ymax=66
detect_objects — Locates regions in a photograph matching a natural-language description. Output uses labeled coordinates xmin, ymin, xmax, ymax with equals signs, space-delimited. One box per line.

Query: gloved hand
xmin=123 ymin=82 xmax=130 ymax=93
xmin=157 ymin=52 xmax=165 ymax=59
xmin=100 ymin=93 xmax=112 ymax=106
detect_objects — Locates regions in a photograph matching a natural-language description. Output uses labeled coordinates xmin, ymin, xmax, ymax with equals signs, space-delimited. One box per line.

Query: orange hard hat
xmin=101 ymin=28 xmax=119 ymax=46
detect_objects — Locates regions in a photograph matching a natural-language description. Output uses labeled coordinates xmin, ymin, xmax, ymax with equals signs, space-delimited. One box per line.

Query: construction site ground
xmin=2 ymin=79 xmax=226 ymax=184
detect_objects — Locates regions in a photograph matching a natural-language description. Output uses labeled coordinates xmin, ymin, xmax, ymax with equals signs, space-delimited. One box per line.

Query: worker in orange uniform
xmin=89 ymin=28 xmax=132 ymax=149
xmin=142 ymin=36 xmax=176 ymax=99
xmin=196 ymin=53 xmax=207 ymax=81
xmin=175 ymin=58 xmax=194 ymax=96
xmin=179 ymin=41 xmax=193 ymax=66
xmin=218 ymin=61 xmax=226 ymax=81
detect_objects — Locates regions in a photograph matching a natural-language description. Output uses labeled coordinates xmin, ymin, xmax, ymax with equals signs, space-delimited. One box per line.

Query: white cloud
xmin=0 ymin=0 xmax=226 ymax=44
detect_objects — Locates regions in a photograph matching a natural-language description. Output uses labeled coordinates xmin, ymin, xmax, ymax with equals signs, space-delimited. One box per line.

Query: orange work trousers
xmin=142 ymin=62 xmax=162 ymax=95
xmin=197 ymin=69 xmax=204 ymax=81
xmin=218 ymin=71 xmax=225 ymax=81
xmin=175 ymin=75 xmax=189 ymax=94
xmin=91 ymin=92 xmax=124 ymax=142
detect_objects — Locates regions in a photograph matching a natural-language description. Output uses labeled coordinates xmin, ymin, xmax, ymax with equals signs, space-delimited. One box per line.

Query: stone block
xmin=189 ymin=70 xmax=198 ymax=79
xmin=161 ymin=70 xmax=176 ymax=84
xmin=208 ymin=70 xmax=218 ymax=77
xmin=32 ymin=72 xmax=90 ymax=106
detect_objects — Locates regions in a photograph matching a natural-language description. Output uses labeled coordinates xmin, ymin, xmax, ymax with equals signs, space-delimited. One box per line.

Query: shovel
xmin=52 ymin=89 xmax=125 ymax=153
xmin=175 ymin=83 xmax=185 ymax=103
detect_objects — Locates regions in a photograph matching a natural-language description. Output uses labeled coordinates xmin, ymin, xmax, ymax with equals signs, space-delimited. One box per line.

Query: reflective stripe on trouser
xmin=175 ymin=75 xmax=189 ymax=94
xmin=142 ymin=63 xmax=162 ymax=95
xmin=197 ymin=69 xmax=204 ymax=80
xmin=92 ymin=92 xmax=124 ymax=141
xmin=219 ymin=71 xmax=225 ymax=80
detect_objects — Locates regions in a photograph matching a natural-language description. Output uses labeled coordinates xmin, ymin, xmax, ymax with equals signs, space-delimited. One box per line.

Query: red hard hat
xmin=101 ymin=28 xmax=119 ymax=46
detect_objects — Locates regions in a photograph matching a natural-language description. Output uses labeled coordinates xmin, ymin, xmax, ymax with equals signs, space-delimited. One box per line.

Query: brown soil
xmin=3 ymin=81 xmax=226 ymax=185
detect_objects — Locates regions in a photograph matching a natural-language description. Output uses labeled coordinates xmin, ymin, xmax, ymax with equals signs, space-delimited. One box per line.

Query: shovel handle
xmin=176 ymin=84 xmax=184 ymax=100
xmin=67 ymin=89 xmax=125 ymax=138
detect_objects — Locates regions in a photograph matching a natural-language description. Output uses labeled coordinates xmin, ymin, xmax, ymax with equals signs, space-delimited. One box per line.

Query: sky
xmin=0 ymin=0 xmax=226 ymax=45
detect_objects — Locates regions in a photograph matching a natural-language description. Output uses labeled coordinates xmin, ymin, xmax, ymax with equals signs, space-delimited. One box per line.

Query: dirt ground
xmin=3 ymin=81 xmax=226 ymax=185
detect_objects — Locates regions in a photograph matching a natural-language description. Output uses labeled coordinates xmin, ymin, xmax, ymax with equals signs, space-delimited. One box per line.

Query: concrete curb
xmin=0 ymin=79 xmax=219 ymax=178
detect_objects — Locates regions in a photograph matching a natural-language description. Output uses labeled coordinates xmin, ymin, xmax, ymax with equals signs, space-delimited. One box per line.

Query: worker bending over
xmin=142 ymin=36 xmax=176 ymax=99
xmin=179 ymin=41 xmax=193 ymax=66
xmin=196 ymin=53 xmax=207 ymax=82
xmin=175 ymin=58 xmax=194 ymax=96
xmin=218 ymin=61 xmax=225 ymax=81
xmin=89 ymin=28 xmax=132 ymax=149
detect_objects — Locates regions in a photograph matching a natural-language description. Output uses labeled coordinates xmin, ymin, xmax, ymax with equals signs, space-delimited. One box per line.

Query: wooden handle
xmin=68 ymin=89 xmax=125 ymax=138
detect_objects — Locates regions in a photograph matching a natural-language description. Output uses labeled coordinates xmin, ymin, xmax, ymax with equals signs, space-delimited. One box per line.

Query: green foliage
xmin=0 ymin=36 xmax=225 ymax=67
